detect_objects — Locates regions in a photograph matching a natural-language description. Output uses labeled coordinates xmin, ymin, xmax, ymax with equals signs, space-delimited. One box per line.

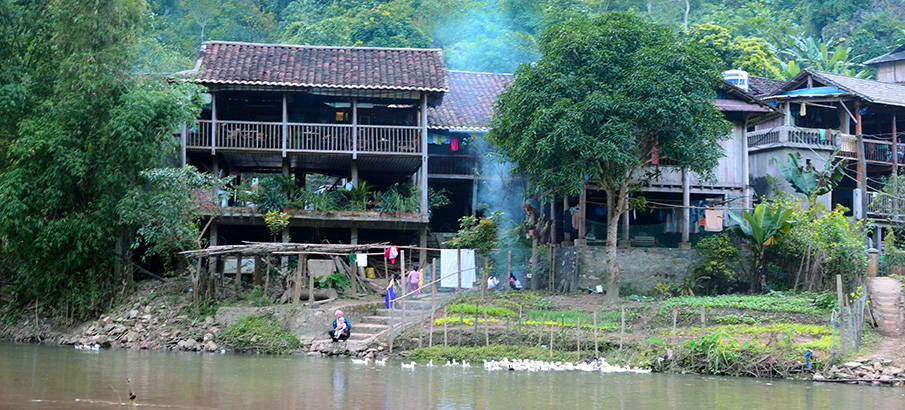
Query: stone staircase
xmin=867 ymin=277 xmax=905 ymax=337
xmin=311 ymin=291 xmax=456 ymax=353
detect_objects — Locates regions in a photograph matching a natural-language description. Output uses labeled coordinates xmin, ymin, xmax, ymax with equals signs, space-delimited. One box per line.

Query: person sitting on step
xmin=329 ymin=310 xmax=351 ymax=342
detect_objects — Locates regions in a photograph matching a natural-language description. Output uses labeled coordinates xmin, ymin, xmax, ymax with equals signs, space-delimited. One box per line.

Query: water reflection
xmin=1 ymin=343 xmax=904 ymax=409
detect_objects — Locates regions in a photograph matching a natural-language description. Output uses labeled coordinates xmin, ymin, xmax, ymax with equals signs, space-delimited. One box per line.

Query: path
xmin=867 ymin=277 xmax=904 ymax=337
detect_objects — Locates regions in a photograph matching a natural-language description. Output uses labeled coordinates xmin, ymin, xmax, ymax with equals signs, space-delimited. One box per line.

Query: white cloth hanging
xmin=440 ymin=249 xmax=476 ymax=288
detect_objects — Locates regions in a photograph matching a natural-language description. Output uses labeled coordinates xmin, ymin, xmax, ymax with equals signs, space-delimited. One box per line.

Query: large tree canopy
xmin=486 ymin=11 xmax=731 ymax=302
xmin=0 ymin=0 xmax=200 ymax=319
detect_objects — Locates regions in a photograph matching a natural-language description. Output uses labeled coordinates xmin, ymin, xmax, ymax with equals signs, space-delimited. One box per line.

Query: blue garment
xmin=385 ymin=281 xmax=396 ymax=308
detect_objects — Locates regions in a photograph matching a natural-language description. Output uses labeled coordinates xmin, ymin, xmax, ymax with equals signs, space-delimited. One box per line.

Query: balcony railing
xmin=747 ymin=125 xmax=840 ymax=149
xmin=428 ymin=154 xmax=479 ymax=175
xmin=187 ymin=120 xmax=423 ymax=156
xmin=838 ymin=134 xmax=905 ymax=164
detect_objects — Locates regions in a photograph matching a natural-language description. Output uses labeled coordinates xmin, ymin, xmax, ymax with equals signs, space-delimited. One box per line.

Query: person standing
xmin=407 ymin=265 xmax=421 ymax=297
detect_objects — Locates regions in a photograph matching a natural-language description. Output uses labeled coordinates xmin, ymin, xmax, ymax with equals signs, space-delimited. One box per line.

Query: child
xmin=408 ymin=265 xmax=421 ymax=297
xmin=330 ymin=310 xmax=351 ymax=342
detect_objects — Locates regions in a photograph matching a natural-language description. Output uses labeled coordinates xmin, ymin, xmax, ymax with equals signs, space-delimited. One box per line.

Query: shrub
xmin=691 ymin=234 xmax=742 ymax=295
xmin=218 ymin=314 xmax=301 ymax=354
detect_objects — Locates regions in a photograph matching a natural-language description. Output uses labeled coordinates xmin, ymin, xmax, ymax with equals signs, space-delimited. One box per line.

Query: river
xmin=1 ymin=343 xmax=904 ymax=409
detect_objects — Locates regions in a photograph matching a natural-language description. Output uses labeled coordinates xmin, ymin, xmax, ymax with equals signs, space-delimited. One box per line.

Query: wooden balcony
xmin=187 ymin=120 xmax=423 ymax=156
xmin=747 ymin=125 xmax=841 ymax=151
xmin=427 ymin=154 xmax=479 ymax=176
xmin=837 ymin=134 xmax=904 ymax=165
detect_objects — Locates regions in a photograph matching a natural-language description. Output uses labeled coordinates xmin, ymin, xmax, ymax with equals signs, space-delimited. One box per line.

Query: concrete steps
xmin=867 ymin=277 xmax=905 ymax=337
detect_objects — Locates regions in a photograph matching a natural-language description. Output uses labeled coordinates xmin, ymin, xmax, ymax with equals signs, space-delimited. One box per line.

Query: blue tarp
xmin=780 ymin=86 xmax=843 ymax=96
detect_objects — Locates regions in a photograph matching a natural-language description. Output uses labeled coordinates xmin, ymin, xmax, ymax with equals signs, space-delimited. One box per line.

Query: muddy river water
xmin=2 ymin=343 xmax=904 ymax=409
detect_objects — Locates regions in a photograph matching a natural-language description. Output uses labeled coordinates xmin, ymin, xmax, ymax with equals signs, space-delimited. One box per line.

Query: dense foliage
xmin=487 ymin=12 xmax=731 ymax=302
xmin=0 ymin=0 xmax=200 ymax=319
xmin=139 ymin=0 xmax=905 ymax=75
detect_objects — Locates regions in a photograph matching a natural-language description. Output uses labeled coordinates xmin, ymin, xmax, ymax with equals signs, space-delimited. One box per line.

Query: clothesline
xmin=578 ymin=199 xmax=749 ymax=211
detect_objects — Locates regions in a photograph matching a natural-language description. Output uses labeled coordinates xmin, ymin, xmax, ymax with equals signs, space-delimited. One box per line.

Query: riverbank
xmin=2 ymin=277 xmax=904 ymax=383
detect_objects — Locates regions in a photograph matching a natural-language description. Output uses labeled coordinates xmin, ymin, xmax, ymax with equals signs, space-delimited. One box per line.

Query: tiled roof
xmin=713 ymin=99 xmax=772 ymax=113
xmin=772 ymin=69 xmax=905 ymax=108
xmin=427 ymin=70 xmax=513 ymax=130
xmin=748 ymin=76 xmax=787 ymax=98
xmin=193 ymin=41 xmax=449 ymax=92
xmin=863 ymin=44 xmax=905 ymax=66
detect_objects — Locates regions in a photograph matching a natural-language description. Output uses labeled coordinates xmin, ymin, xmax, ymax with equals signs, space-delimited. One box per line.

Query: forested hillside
xmin=147 ymin=0 xmax=905 ymax=75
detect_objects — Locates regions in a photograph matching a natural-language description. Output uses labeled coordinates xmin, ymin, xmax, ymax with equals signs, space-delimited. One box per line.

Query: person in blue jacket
xmin=329 ymin=310 xmax=351 ymax=342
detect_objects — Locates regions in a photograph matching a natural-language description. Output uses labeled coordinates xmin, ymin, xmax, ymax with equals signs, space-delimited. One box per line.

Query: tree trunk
xmin=603 ymin=187 xmax=623 ymax=303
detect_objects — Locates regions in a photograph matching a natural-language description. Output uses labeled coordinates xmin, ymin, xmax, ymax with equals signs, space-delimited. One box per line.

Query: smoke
xmin=471 ymin=134 xmax=533 ymax=285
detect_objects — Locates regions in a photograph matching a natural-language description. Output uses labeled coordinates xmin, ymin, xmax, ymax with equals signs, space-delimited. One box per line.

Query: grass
xmin=217 ymin=313 xmax=300 ymax=355
xmin=658 ymin=294 xmax=824 ymax=316
xmin=407 ymin=345 xmax=595 ymax=363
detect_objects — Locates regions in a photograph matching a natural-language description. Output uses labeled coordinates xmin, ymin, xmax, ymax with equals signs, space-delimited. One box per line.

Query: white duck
xmin=375 ymin=357 xmax=387 ymax=366
xmin=351 ymin=357 xmax=371 ymax=365
xmin=426 ymin=359 xmax=435 ymax=367
xmin=401 ymin=361 xmax=416 ymax=369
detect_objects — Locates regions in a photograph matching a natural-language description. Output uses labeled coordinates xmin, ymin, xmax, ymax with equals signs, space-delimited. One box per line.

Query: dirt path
xmin=856 ymin=336 xmax=905 ymax=362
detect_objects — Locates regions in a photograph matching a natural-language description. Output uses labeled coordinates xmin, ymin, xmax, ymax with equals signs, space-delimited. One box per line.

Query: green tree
xmin=686 ymin=23 xmax=782 ymax=79
xmin=0 ymin=0 xmax=200 ymax=319
xmin=728 ymin=203 xmax=794 ymax=293
xmin=486 ymin=12 xmax=731 ymax=303
xmin=119 ymin=167 xmax=231 ymax=259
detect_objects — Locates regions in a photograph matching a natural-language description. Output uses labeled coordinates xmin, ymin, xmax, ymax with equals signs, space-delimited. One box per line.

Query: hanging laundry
xmin=384 ymin=245 xmax=399 ymax=265
xmin=451 ymin=136 xmax=459 ymax=151
xmin=355 ymin=253 xmax=368 ymax=267
xmin=704 ymin=210 xmax=724 ymax=232
xmin=571 ymin=207 xmax=582 ymax=232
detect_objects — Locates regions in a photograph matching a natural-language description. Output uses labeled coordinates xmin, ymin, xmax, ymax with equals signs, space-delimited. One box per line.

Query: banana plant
xmin=728 ymin=203 xmax=794 ymax=293
xmin=775 ymin=151 xmax=846 ymax=207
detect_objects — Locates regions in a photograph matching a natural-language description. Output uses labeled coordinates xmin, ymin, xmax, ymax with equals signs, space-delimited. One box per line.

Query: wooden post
xmin=550 ymin=318 xmax=554 ymax=359
xmin=539 ymin=313 xmax=547 ymax=349
xmin=401 ymin=251 xmax=406 ymax=332
xmin=620 ymin=306 xmax=626 ymax=350
xmin=701 ymin=306 xmax=706 ymax=333
xmin=577 ymin=316 xmax=581 ymax=362
xmin=419 ymin=310 xmax=424 ymax=348
xmin=431 ymin=258 xmax=437 ymax=308
xmin=457 ymin=248 xmax=462 ymax=296
xmin=389 ymin=304 xmax=395 ymax=354
xmin=593 ymin=311 xmax=598 ymax=359
xmin=671 ymin=307 xmax=678 ymax=346
xmin=253 ymin=256 xmax=262 ymax=287
xmin=481 ymin=255 xmax=487 ymax=300
xmin=473 ymin=303 xmax=479 ymax=347
xmin=458 ymin=300 xmax=464 ymax=347
xmin=430 ymin=258 xmax=437 ymax=348
xmin=350 ymin=261 xmax=358 ymax=297
xmin=383 ymin=254 xmax=389 ymax=279
xmin=507 ymin=250 xmax=512 ymax=291
xmin=893 ymin=113 xmax=898 ymax=175
xmin=401 ymin=296 xmax=407 ymax=333
xmin=517 ymin=305 xmax=522 ymax=353
xmin=302 ymin=254 xmax=311 ymax=305
xmin=836 ymin=274 xmax=846 ymax=355
xmin=236 ymin=254 xmax=243 ymax=291
xmin=484 ymin=304 xmax=489 ymax=346
xmin=550 ymin=245 xmax=556 ymax=291
xmin=443 ymin=306 xmax=448 ymax=348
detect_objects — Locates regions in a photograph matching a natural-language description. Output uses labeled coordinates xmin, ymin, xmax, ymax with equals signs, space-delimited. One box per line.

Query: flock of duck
xmin=351 ymin=357 xmax=651 ymax=374
xmin=73 ymin=344 xmax=101 ymax=351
